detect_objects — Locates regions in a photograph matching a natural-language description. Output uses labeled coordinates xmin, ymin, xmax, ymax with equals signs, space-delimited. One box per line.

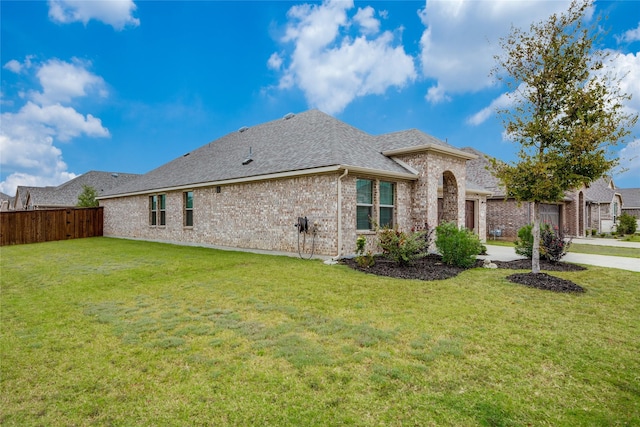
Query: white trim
xmin=382 ymin=143 xmax=477 ymax=160
xmin=97 ymin=165 xmax=418 ymax=200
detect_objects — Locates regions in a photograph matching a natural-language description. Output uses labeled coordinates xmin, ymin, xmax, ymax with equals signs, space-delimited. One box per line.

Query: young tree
xmin=77 ymin=185 xmax=99 ymax=207
xmin=490 ymin=0 xmax=637 ymax=274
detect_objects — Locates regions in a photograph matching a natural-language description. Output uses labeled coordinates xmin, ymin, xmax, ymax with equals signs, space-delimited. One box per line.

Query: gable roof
xmin=461 ymin=147 xmax=506 ymax=196
xmin=12 ymin=171 xmax=140 ymax=209
xmin=583 ymin=177 xmax=621 ymax=204
xmin=101 ymin=110 xmax=475 ymax=198
xmin=618 ymin=188 xmax=640 ymax=209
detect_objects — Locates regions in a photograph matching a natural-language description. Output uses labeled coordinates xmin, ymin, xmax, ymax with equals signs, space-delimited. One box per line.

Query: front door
xmin=465 ymin=200 xmax=475 ymax=231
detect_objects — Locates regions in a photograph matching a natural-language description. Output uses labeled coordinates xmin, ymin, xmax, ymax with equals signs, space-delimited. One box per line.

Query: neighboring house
xmin=618 ymin=188 xmax=640 ymax=219
xmin=0 ymin=191 xmax=12 ymax=211
xmin=99 ymin=110 xmax=490 ymax=257
xmin=582 ymin=177 xmax=624 ymax=234
xmin=463 ymin=146 xmax=585 ymax=239
xmin=10 ymin=171 xmax=140 ymax=210
xmin=618 ymin=187 xmax=640 ymax=230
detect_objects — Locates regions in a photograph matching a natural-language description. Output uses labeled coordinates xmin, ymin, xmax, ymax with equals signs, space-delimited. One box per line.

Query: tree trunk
xmin=531 ymin=201 xmax=541 ymax=274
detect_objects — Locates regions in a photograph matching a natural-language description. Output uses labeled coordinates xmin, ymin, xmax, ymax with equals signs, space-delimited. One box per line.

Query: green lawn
xmin=2 ymin=238 xmax=639 ymax=426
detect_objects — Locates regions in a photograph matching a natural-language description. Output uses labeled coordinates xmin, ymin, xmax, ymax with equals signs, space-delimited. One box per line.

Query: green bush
xmin=354 ymin=235 xmax=375 ymax=268
xmin=435 ymin=222 xmax=483 ymax=268
xmin=377 ymin=227 xmax=428 ymax=266
xmin=514 ymin=224 xmax=534 ymax=259
xmin=515 ymin=223 xmax=571 ymax=262
xmin=617 ymin=213 xmax=637 ymax=236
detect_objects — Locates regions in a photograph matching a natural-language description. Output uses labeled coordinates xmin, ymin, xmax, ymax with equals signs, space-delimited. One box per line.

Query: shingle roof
xmin=102 ymin=110 xmax=474 ymax=197
xmin=48 ymin=171 xmax=140 ymax=206
xmin=16 ymin=171 xmax=140 ymax=208
xmin=461 ymin=147 xmax=505 ymax=196
xmin=583 ymin=177 xmax=618 ymax=203
xmin=618 ymin=188 xmax=640 ymax=208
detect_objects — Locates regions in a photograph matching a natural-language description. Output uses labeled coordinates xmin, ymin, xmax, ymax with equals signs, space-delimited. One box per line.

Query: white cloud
xmin=31 ymin=58 xmax=107 ymax=105
xmin=0 ymin=171 xmax=78 ymax=196
xmin=616 ymin=139 xmax=640 ymax=183
xmin=267 ymin=52 xmax=283 ymax=71
xmin=354 ymin=6 xmax=380 ymax=35
xmin=605 ymin=51 xmax=640 ymax=114
xmin=30 ymin=59 xmax=107 ymax=105
xmin=467 ymin=91 xmax=512 ymax=125
xmin=419 ymin=0 xmax=572 ymax=103
xmin=4 ymin=60 xmax=23 ymax=74
xmin=3 ymin=56 xmax=34 ymax=75
xmin=425 ymin=83 xmax=450 ymax=104
xmin=0 ymin=59 xmax=110 ymax=195
xmin=272 ymin=0 xmax=416 ymax=114
xmin=48 ymin=0 xmax=139 ymax=30
xmin=616 ymin=22 xmax=640 ymax=44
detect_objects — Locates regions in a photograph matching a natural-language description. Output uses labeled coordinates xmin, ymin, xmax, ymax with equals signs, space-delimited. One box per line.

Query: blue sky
xmin=1 ymin=0 xmax=639 ymax=195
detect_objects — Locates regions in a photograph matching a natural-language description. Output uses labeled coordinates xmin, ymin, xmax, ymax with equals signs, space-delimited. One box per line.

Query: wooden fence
xmin=0 ymin=207 xmax=103 ymax=246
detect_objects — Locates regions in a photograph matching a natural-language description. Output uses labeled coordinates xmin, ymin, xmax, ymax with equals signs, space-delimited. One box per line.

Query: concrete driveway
xmin=484 ymin=239 xmax=640 ymax=273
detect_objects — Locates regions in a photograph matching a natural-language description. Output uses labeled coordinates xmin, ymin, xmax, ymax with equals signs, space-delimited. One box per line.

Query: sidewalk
xmin=572 ymin=237 xmax=640 ymax=249
xmin=483 ymin=243 xmax=640 ymax=273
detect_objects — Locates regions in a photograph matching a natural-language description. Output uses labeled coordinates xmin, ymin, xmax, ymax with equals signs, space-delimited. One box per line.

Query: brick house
xmin=463 ymin=146 xmax=635 ymax=239
xmin=10 ymin=171 xmax=140 ymax=210
xmin=618 ymin=187 xmax=640 ymax=230
xmin=99 ymin=110 xmax=490 ymax=257
xmin=582 ymin=177 xmax=625 ymax=234
xmin=463 ymin=146 xmax=591 ymax=239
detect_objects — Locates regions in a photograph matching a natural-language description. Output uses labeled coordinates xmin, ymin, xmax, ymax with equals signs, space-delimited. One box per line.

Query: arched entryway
xmin=438 ymin=171 xmax=458 ymax=224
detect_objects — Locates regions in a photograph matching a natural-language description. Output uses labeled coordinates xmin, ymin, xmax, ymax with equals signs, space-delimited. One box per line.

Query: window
xmin=379 ymin=181 xmax=394 ymax=228
xmin=150 ymin=194 xmax=166 ymax=226
xmin=158 ymin=194 xmax=166 ymax=226
xmin=356 ymin=179 xmax=373 ymax=230
xmin=184 ymin=191 xmax=193 ymax=227
xmin=149 ymin=195 xmax=157 ymax=226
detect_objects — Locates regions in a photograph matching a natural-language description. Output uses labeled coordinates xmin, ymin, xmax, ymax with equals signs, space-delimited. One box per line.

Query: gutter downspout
xmin=335 ymin=169 xmax=349 ymax=259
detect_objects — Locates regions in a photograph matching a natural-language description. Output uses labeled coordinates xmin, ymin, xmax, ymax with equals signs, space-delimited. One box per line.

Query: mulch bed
xmin=341 ymin=254 xmax=587 ymax=293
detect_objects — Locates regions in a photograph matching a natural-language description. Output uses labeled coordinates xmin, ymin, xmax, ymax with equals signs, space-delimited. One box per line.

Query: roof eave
xmin=97 ymin=165 xmax=418 ymax=200
xmin=382 ymin=143 xmax=478 ymax=160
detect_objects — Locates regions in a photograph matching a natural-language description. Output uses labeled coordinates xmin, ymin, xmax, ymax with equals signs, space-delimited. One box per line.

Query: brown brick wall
xmin=486 ymin=199 xmax=531 ymax=240
xmin=103 ymin=174 xmax=341 ymax=256
xmin=102 ymin=151 xmax=488 ymax=256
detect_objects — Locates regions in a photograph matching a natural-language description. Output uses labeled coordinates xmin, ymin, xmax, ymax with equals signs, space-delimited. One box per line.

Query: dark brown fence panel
xmin=0 ymin=207 xmax=103 ymax=246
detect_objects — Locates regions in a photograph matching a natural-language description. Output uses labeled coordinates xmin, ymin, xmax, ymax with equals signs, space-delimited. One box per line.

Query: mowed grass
xmin=1 ymin=238 xmax=639 ymax=426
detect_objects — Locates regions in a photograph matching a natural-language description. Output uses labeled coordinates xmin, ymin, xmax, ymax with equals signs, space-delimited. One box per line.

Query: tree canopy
xmin=77 ymin=185 xmax=99 ymax=208
xmin=490 ymin=0 xmax=637 ymax=273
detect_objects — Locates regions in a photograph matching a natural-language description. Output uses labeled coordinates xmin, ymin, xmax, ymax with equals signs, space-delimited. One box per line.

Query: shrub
xmin=617 ymin=213 xmax=637 ymax=236
xmin=354 ymin=235 xmax=374 ymax=268
xmin=377 ymin=226 xmax=428 ymax=266
xmin=515 ymin=223 xmax=571 ymax=262
xmin=514 ymin=224 xmax=534 ymax=259
xmin=540 ymin=224 xmax=571 ymax=262
xmin=435 ymin=222 xmax=483 ymax=268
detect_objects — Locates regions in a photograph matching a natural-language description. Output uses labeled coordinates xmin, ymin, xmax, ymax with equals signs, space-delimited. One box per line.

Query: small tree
xmin=77 ymin=185 xmax=99 ymax=207
xmin=490 ymin=0 xmax=637 ymax=273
